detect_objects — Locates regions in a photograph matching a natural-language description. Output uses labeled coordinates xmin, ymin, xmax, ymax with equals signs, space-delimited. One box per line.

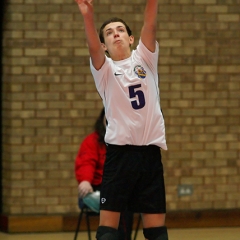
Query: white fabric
xmin=90 ymin=39 xmax=167 ymax=150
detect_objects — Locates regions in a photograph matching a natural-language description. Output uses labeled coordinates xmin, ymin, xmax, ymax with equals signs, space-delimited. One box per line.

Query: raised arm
xmin=75 ymin=0 xmax=105 ymax=70
xmin=141 ymin=0 xmax=158 ymax=52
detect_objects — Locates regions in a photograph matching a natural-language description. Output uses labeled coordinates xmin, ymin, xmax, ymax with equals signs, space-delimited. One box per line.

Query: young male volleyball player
xmin=75 ymin=0 xmax=168 ymax=239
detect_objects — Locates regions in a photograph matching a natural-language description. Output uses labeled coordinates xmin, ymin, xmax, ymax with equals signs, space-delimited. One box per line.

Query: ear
xmin=101 ymin=43 xmax=107 ymax=51
xmin=129 ymin=35 xmax=134 ymax=45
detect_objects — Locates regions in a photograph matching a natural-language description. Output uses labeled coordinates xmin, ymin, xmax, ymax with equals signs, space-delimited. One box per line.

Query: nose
xmin=113 ymin=30 xmax=119 ymax=38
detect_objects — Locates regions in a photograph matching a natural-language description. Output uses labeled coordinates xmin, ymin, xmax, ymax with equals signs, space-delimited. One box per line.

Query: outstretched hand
xmin=75 ymin=0 xmax=93 ymax=16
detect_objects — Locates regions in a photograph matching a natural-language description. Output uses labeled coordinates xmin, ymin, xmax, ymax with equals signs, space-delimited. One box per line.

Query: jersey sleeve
xmin=136 ymin=39 xmax=159 ymax=79
xmin=90 ymin=56 xmax=112 ymax=99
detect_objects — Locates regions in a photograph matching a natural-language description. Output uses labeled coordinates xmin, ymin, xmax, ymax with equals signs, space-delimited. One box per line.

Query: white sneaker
xmin=82 ymin=191 xmax=100 ymax=213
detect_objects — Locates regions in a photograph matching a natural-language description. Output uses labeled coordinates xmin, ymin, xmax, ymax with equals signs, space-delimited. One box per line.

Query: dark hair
xmin=99 ymin=17 xmax=132 ymax=44
xmin=94 ymin=108 xmax=106 ymax=144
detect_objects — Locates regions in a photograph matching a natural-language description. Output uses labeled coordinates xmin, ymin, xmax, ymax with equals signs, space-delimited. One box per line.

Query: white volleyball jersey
xmin=90 ymin=39 xmax=167 ymax=150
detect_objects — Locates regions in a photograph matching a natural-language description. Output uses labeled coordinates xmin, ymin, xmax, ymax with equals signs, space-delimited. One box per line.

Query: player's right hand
xmin=75 ymin=0 xmax=93 ymax=16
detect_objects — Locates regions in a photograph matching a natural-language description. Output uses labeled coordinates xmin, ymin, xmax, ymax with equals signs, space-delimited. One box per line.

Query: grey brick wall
xmin=2 ymin=0 xmax=240 ymax=215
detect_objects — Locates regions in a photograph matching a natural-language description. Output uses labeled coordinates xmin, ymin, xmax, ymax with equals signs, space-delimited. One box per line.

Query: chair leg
xmin=74 ymin=210 xmax=84 ymax=240
xmin=86 ymin=211 xmax=92 ymax=240
xmin=133 ymin=214 xmax=141 ymax=240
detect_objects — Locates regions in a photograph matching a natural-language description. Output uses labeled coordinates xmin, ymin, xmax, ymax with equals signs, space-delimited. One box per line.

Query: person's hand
xmin=75 ymin=0 xmax=93 ymax=16
xmin=78 ymin=181 xmax=93 ymax=198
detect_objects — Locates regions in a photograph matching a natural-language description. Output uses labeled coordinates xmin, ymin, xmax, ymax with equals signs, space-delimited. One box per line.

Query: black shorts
xmin=100 ymin=144 xmax=166 ymax=213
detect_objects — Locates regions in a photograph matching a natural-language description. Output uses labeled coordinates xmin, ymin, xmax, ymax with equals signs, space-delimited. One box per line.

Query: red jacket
xmin=75 ymin=131 xmax=106 ymax=186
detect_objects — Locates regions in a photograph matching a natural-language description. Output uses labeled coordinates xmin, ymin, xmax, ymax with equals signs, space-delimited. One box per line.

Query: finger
xmin=79 ymin=190 xmax=86 ymax=198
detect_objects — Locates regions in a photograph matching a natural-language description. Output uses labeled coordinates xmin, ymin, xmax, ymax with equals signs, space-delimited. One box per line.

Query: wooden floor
xmin=0 ymin=228 xmax=240 ymax=240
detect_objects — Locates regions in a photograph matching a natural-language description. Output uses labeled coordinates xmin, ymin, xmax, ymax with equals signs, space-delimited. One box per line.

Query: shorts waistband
xmin=106 ymin=143 xmax=159 ymax=152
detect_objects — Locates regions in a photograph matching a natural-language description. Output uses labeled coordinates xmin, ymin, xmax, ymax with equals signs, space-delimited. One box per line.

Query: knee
xmin=96 ymin=226 xmax=119 ymax=240
xmin=143 ymin=226 xmax=168 ymax=240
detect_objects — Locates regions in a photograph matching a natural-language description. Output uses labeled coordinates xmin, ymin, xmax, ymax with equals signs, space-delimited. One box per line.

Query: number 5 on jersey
xmin=129 ymin=84 xmax=145 ymax=110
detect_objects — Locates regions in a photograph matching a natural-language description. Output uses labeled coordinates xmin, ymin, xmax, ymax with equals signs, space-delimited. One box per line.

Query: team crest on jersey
xmin=134 ymin=65 xmax=146 ymax=79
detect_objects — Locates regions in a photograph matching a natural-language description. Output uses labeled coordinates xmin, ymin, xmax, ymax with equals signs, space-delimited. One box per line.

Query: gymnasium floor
xmin=0 ymin=228 xmax=240 ymax=240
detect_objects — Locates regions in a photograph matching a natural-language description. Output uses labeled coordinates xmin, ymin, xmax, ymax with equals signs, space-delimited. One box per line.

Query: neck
xmin=110 ymin=48 xmax=132 ymax=61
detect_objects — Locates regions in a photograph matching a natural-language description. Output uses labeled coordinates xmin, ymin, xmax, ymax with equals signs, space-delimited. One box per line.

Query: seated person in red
xmin=75 ymin=108 xmax=133 ymax=240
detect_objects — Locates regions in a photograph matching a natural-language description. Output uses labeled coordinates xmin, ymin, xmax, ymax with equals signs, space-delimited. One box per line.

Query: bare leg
xmin=96 ymin=210 xmax=121 ymax=240
xmin=141 ymin=213 xmax=168 ymax=240
xmin=99 ymin=210 xmax=121 ymax=228
xmin=141 ymin=213 xmax=166 ymax=228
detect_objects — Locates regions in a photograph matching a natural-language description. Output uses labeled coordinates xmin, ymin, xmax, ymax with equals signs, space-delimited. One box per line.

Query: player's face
xmin=102 ymin=22 xmax=134 ymax=56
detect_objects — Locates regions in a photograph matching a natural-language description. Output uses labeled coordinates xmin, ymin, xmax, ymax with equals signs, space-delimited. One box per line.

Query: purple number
xmin=129 ymin=84 xmax=145 ymax=110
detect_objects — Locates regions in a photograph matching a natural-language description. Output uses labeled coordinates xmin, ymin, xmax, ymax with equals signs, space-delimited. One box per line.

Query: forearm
xmin=144 ymin=0 xmax=158 ymax=29
xmin=76 ymin=0 xmax=105 ymax=69
xmin=83 ymin=15 xmax=102 ymax=56
xmin=141 ymin=0 xmax=158 ymax=52
xmin=75 ymin=163 xmax=94 ymax=183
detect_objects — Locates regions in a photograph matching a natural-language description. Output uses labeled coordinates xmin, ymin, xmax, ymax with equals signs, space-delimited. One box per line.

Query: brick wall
xmin=2 ymin=0 xmax=240 ymax=215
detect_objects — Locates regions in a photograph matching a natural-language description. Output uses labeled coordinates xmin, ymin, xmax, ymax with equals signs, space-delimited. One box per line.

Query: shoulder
xmin=82 ymin=132 xmax=106 ymax=152
xmin=80 ymin=132 xmax=99 ymax=150
xmin=137 ymin=38 xmax=159 ymax=54
xmin=90 ymin=55 xmax=113 ymax=72
xmin=82 ymin=132 xmax=99 ymax=144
